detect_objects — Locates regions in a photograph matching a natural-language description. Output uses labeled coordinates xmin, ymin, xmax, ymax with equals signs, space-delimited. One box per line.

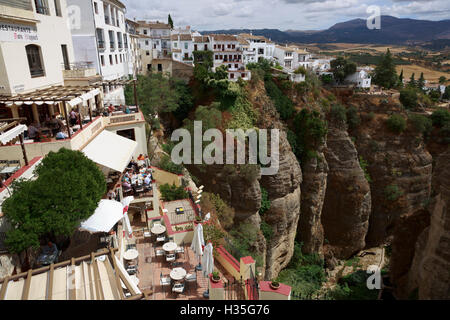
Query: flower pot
xmin=270 ymin=282 xmax=280 ymax=290
xmin=211 ymin=275 xmax=221 ymax=283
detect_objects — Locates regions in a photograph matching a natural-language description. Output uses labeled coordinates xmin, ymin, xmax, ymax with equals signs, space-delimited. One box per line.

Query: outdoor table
xmin=170 ymin=267 xmax=187 ymax=281
xmin=151 ymin=224 xmax=166 ymax=235
xmin=37 ymin=252 xmax=58 ymax=266
xmin=124 ymin=249 xmax=139 ymax=260
xmin=175 ymin=207 xmax=184 ymax=215
xmin=162 ymin=242 xmax=177 ymax=252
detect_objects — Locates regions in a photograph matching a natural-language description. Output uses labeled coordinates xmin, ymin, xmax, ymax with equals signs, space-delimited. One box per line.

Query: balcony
xmin=35 ymin=5 xmax=49 ymax=15
xmin=98 ymin=40 xmax=105 ymax=50
xmin=62 ymin=62 xmax=98 ymax=79
xmin=110 ymin=42 xmax=115 ymax=50
xmin=118 ymin=43 xmax=123 ymax=50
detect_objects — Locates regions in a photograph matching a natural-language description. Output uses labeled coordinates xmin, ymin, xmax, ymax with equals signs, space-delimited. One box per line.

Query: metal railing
xmin=61 ymin=61 xmax=95 ymax=70
xmin=246 ymin=266 xmax=259 ymax=300
xmin=98 ymin=40 xmax=105 ymax=49
xmin=35 ymin=5 xmax=49 ymax=15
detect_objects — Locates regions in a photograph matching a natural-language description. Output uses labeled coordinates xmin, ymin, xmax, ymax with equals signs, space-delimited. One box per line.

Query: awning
xmin=80 ymin=199 xmax=124 ymax=233
xmin=0 ymin=124 xmax=27 ymax=145
xmin=82 ymin=130 xmax=137 ymax=172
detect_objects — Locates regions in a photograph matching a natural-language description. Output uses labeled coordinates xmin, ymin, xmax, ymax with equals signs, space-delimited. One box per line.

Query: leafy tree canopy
xmin=373 ymin=49 xmax=398 ymax=89
xmin=331 ymin=56 xmax=357 ymax=84
xmin=3 ymin=148 xmax=106 ymax=253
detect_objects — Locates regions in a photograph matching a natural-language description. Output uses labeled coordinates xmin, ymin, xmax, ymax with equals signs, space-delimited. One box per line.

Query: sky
xmin=120 ymin=0 xmax=450 ymax=31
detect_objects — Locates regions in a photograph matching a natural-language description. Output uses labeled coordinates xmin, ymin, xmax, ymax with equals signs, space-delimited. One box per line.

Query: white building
xmin=125 ymin=19 xmax=141 ymax=77
xmin=238 ymin=33 xmax=275 ymax=64
xmin=0 ymin=0 xmax=75 ymax=98
xmin=273 ymin=45 xmax=311 ymax=72
xmin=67 ymin=0 xmax=131 ymax=105
xmin=345 ymin=67 xmax=372 ymax=88
xmin=209 ymin=34 xmax=251 ymax=81
xmin=171 ymin=33 xmax=194 ymax=65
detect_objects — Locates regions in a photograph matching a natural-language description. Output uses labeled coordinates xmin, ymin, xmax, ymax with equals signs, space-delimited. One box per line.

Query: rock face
xmin=252 ymin=80 xmax=303 ymax=280
xmin=406 ymin=148 xmax=450 ymax=299
xmin=261 ymin=130 xmax=302 ymax=279
xmin=350 ymin=97 xmax=433 ymax=246
xmin=321 ymin=121 xmax=371 ymax=259
xmin=298 ymin=148 xmax=328 ymax=256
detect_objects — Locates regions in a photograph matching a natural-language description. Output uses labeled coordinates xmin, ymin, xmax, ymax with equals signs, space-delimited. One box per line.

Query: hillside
xmin=202 ymin=16 xmax=450 ymax=45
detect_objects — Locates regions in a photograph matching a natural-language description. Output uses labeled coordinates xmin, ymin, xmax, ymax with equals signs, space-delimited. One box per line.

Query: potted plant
xmin=270 ymin=280 xmax=280 ymax=290
xmin=211 ymin=271 xmax=221 ymax=283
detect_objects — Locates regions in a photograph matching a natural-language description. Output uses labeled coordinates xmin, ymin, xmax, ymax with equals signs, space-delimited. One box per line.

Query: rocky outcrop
xmin=406 ymin=148 xmax=450 ymax=299
xmin=321 ymin=121 xmax=371 ymax=259
xmin=298 ymin=148 xmax=328 ymax=256
xmin=350 ymin=96 xmax=433 ymax=246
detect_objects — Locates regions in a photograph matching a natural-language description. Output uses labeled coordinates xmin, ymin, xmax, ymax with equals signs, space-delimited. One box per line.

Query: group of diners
xmin=122 ymin=154 xmax=153 ymax=196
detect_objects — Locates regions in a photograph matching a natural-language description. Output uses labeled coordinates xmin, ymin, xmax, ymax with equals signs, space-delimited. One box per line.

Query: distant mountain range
xmin=201 ymin=16 xmax=450 ymax=46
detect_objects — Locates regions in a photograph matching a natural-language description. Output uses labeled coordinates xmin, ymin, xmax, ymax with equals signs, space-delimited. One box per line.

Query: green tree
xmin=3 ymin=149 xmax=106 ymax=254
xmin=159 ymin=183 xmax=188 ymax=201
xmin=431 ymin=108 xmax=450 ymax=127
xmin=331 ymin=56 xmax=357 ymax=84
xmin=417 ymin=72 xmax=425 ymax=91
xmin=373 ymin=49 xmax=398 ymax=89
xmin=386 ymin=114 xmax=406 ymax=133
xmin=439 ymin=76 xmax=446 ymax=84
xmin=409 ymin=114 xmax=432 ymax=138
xmin=168 ymin=14 xmax=174 ymax=29
xmin=399 ymin=87 xmax=419 ymax=110
xmin=408 ymin=73 xmax=416 ymax=88
xmin=398 ymin=69 xmax=404 ymax=86
xmin=443 ymin=86 xmax=450 ymax=100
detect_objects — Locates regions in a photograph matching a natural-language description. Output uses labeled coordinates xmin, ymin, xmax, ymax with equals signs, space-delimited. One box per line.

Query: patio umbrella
xmin=201 ymin=242 xmax=214 ymax=278
xmin=190 ymin=223 xmax=205 ymax=271
xmin=80 ymin=199 xmax=124 ymax=233
xmin=122 ymin=196 xmax=134 ymax=238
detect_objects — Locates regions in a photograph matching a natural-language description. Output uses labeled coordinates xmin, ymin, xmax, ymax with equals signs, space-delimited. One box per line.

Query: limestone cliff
xmin=321 ymin=120 xmax=371 ymax=259
xmin=406 ymin=148 xmax=450 ymax=299
xmin=349 ymin=95 xmax=433 ymax=246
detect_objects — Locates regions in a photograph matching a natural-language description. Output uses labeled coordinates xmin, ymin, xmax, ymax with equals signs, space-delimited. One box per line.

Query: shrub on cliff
xmin=408 ymin=114 xmax=432 ymax=138
xmin=431 ymin=108 xmax=450 ymax=127
xmin=399 ymin=87 xmax=418 ymax=110
xmin=384 ymin=184 xmax=403 ymax=201
xmin=386 ymin=114 xmax=406 ymax=133
xmin=346 ymin=106 xmax=361 ymax=130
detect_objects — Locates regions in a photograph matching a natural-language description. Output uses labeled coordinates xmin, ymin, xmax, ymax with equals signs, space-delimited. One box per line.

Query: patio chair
xmin=172 ymin=283 xmax=185 ymax=294
xmin=185 ymin=272 xmax=197 ymax=282
xmin=156 ymin=235 xmax=166 ymax=242
xmin=155 ymin=248 xmax=165 ymax=257
xmin=175 ymin=241 xmax=185 ymax=255
xmin=166 ymin=253 xmax=176 ymax=262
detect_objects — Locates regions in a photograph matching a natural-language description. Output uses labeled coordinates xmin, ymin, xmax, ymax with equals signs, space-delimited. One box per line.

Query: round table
xmin=123 ymin=249 xmax=139 ymax=260
xmin=151 ymin=225 xmax=166 ymax=235
xmin=162 ymin=242 xmax=177 ymax=252
xmin=170 ymin=267 xmax=187 ymax=281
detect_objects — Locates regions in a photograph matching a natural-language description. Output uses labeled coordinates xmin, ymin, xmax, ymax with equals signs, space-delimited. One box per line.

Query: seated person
xmin=42 ymin=241 xmax=58 ymax=256
xmin=122 ymin=180 xmax=132 ymax=190
xmin=137 ymin=154 xmax=145 ymax=161
xmin=144 ymin=174 xmax=151 ymax=186
xmin=125 ymin=106 xmax=131 ymax=114
xmin=55 ymin=130 xmax=68 ymax=140
xmin=27 ymin=122 xmax=40 ymax=141
xmin=108 ymin=104 xmax=115 ymax=114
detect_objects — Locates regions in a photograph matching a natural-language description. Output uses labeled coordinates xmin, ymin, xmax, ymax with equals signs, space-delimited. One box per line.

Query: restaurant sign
xmin=0 ymin=22 xmax=38 ymax=43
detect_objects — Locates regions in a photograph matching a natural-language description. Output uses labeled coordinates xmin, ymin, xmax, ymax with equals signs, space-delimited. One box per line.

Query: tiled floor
xmin=133 ymin=234 xmax=213 ymax=300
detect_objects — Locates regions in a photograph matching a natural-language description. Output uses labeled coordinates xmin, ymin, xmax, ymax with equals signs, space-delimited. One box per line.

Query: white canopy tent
xmin=0 ymin=124 xmax=27 ymax=145
xmin=191 ymin=223 xmax=205 ymax=271
xmin=201 ymin=242 xmax=214 ymax=278
xmin=82 ymin=130 xmax=137 ymax=172
xmin=80 ymin=199 xmax=124 ymax=233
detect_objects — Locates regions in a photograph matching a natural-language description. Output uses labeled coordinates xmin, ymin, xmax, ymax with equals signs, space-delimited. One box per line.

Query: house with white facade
xmin=125 ymin=19 xmax=141 ymax=77
xmin=345 ymin=67 xmax=372 ymax=89
xmin=66 ymin=0 xmax=132 ymax=105
xmin=171 ymin=33 xmax=194 ymax=65
xmin=209 ymin=34 xmax=251 ymax=81
xmin=238 ymin=33 xmax=275 ymax=64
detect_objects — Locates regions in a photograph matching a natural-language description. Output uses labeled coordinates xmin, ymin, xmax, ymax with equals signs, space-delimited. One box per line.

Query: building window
xmin=26 ymin=45 xmax=45 ymax=77
xmin=204 ymin=44 xmax=208 ymax=50
xmin=61 ymin=44 xmax=70 ymax=70
xmin=34 ymin=0 xmax=49 ymax=15
xmin=54 ymin=0 xmax=62 ymax=16
xmin=145 ymin=40 xmax=149 ymax=46
xmin=230 ymin=73 xmax=235 ymax=79
xmin=241 ymin=73 xmax=246 ymax=78
xmin=100 ymin=55 xmax=105 ymax=66
xmin=115 ymin=55 xmax=118 ymax=64
xmin=94 ymin=2 xmax=98 ymax=14
xmin=143 ymin=29 xmax=148 ymax=35
xmin=157 ymin=64 xmax=162 ymax=72
xmin=120 ymin=55 xmax=122 ymax=63
xmin=184 ymin=42 xmax=188 ymax=50
xmin=146 ymin=51 xmax=149 ymax=56
xmin=109 ymin=55 xmax=113 ymax=65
